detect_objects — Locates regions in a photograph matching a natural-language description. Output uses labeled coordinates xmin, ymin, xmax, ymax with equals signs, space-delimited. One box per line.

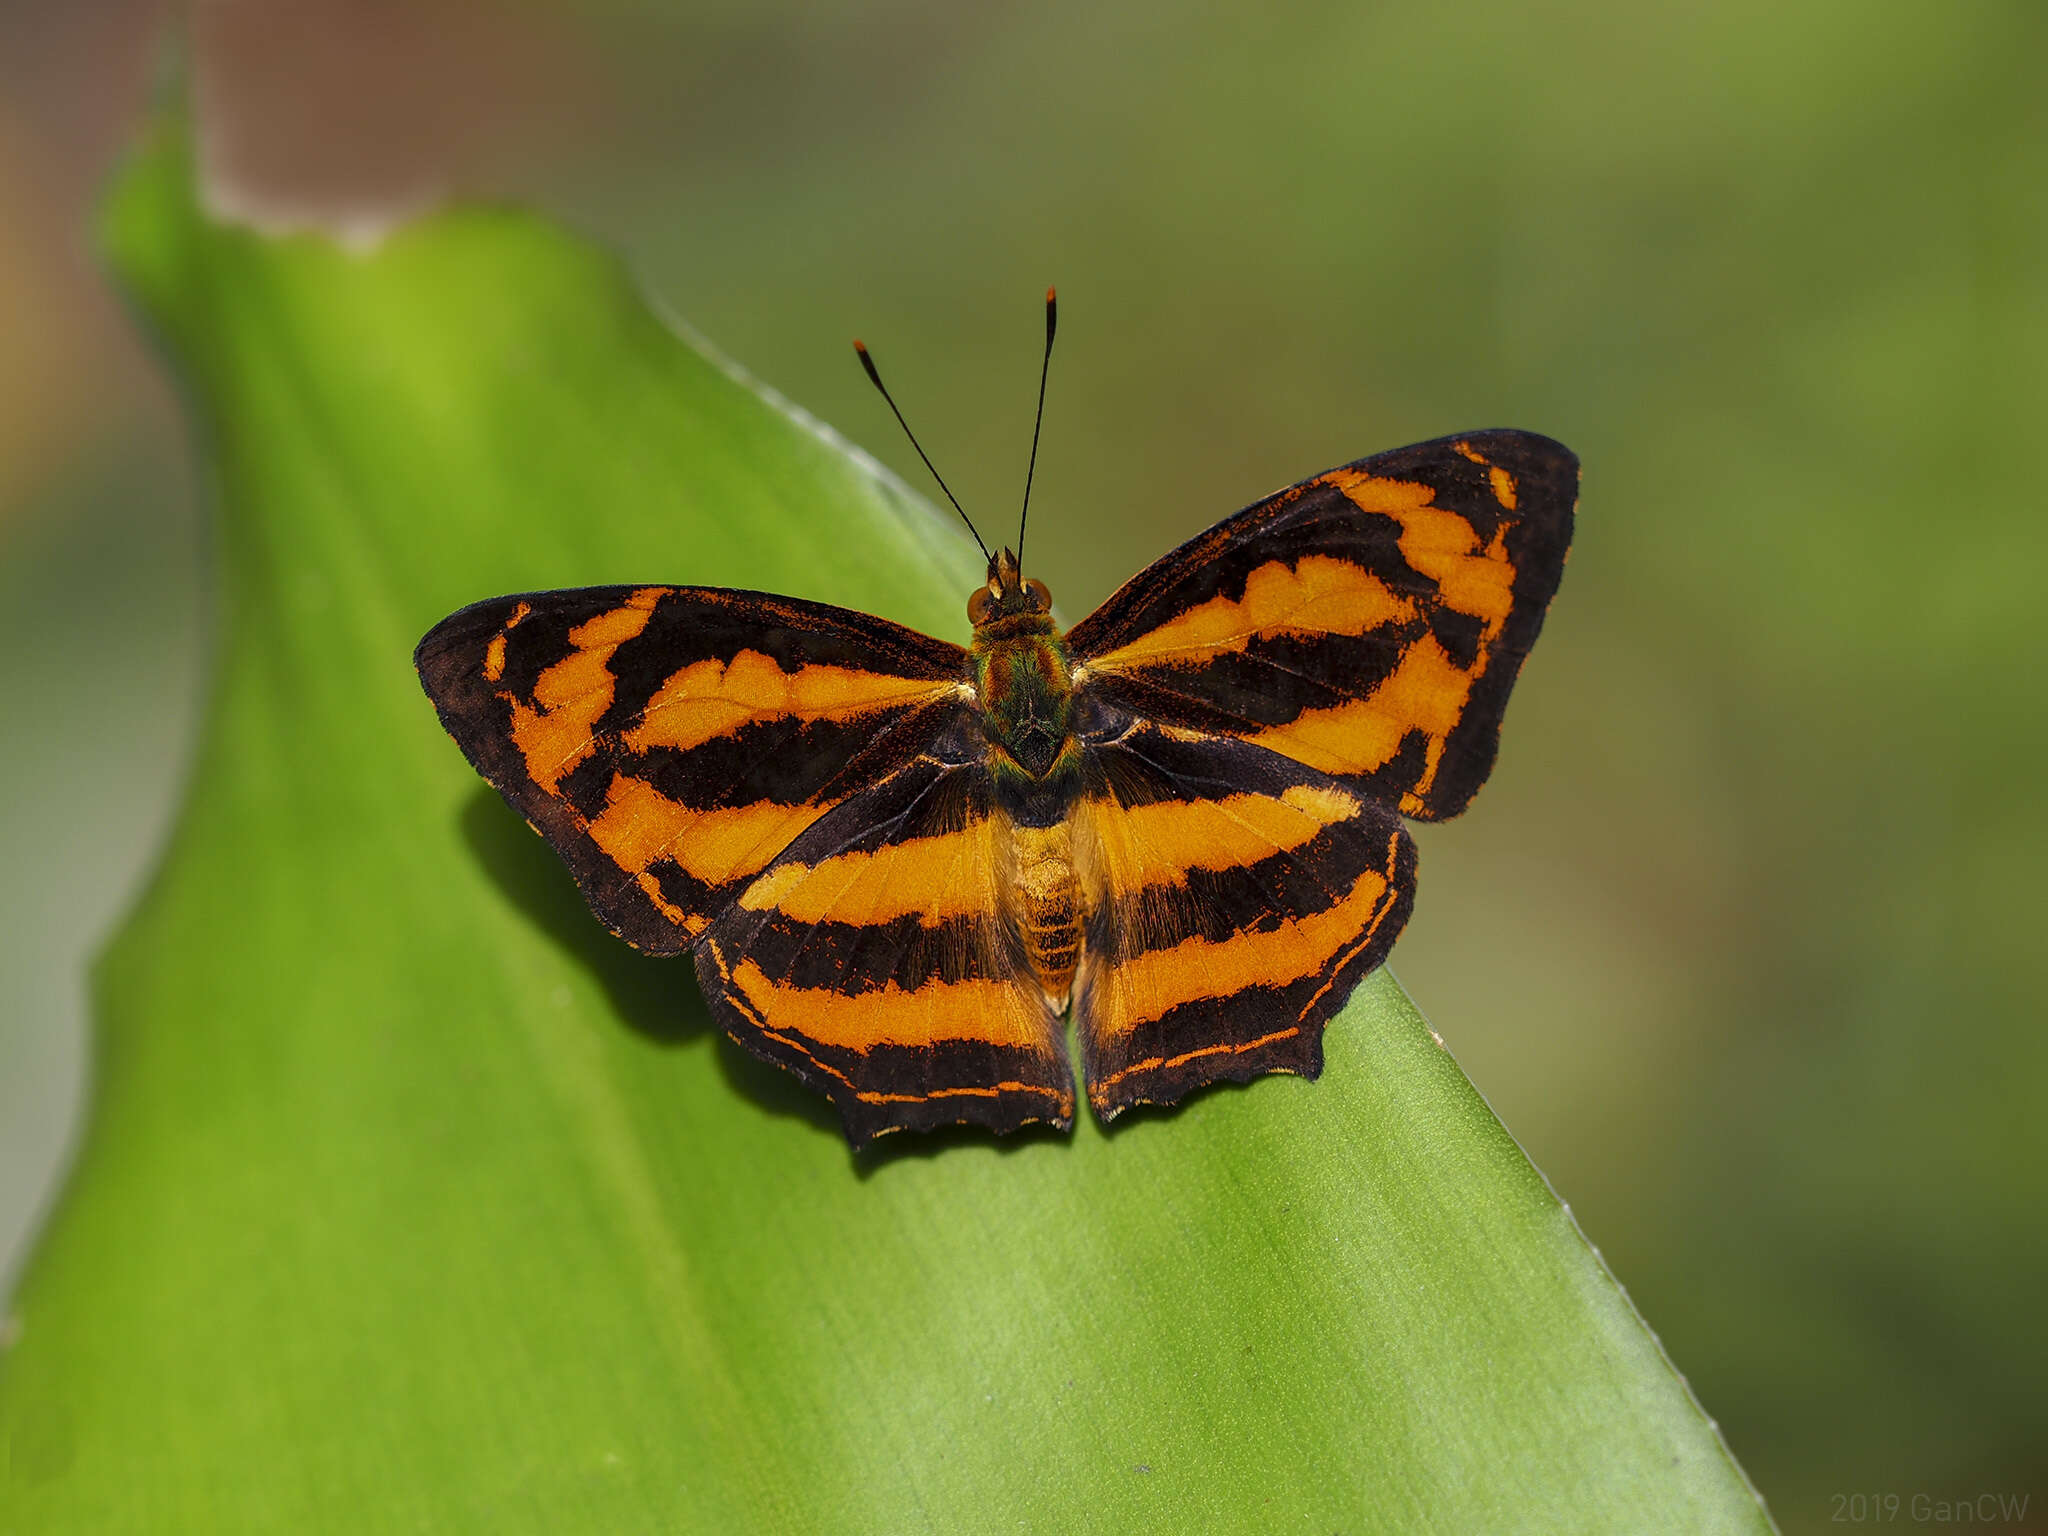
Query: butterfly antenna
xmin=1015 ymin=286 xmax=1057 ymax=572
xmin=853 ymin=338 xmax=991 ymax=565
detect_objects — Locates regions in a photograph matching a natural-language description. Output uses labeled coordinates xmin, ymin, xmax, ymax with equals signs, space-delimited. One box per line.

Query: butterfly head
xmin=969 ymin=547 xmax=1052 ymax=628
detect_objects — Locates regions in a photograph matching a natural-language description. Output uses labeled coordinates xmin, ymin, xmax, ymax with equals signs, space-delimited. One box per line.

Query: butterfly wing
xmin=1067 ymin=431 xmax=1577 ymax=821
xmin=697 ymin=718 xmax=1075 ymax=1147
xmin=416 ymin=585 xmax=969 ymax=952
xmin=1070 ymin=717 xmax=1416 ymax=1119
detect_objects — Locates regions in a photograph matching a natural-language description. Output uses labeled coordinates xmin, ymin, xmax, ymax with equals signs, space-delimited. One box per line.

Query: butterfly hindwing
xmin=1070 ymin=719 xmax=1417 ymax=1119
xmin=697 ymin=719 xmax=1075 ymax=1147
xmin=415 ymin=585 xmax=969 ymax=953
xmin=1068 ymin=430 xmax=1577 ymax=821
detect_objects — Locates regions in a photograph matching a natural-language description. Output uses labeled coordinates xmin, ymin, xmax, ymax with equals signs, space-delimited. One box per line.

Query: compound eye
xmin=967 ymin=587 xmax=993 ymax=625
xmin=1023 ymin=578 xmax=1052 ymax=612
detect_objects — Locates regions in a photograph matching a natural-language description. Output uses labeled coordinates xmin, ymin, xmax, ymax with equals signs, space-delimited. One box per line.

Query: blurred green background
xmin=2 ymin=2 xmax=2041 ymax=1529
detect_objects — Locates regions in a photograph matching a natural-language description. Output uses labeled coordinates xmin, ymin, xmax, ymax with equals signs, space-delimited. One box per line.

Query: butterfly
xmin=416 ymin=291 xmax=1577 ymax=1148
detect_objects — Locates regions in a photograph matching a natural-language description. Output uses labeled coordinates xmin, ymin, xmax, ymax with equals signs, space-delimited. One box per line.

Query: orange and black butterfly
xmin=417 ymin=293 xmax=1576 ymax=1148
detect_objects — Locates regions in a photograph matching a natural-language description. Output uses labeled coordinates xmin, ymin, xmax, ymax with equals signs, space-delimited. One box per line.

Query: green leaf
xmin=0 ymin=118 xmax=1771 ymax=1533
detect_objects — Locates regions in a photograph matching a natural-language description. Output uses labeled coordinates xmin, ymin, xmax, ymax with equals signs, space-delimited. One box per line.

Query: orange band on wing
xmin=738 ymin=820 xmax=997 ymax=926
xmin=623 ymin=649 xmax=955 ymax=754
xmin=1093 ymin=855 xmax=1395 ymax=1029
xmin=586 ymin=772 xmax=832 ymax=885
xmin=854 ymin=1081 xmax=1071 ymax=1107
xmin=707 ymin=940 xmax=1070 ymax=1112
xmin=1091 ymin=553 xmax=1414 ymax=669
xmin=1242 ymin=633 xmax=1472 ymax=798
xmin=504 ymin=588 xmax=665 ymax=790
xmin=1086 ymin=783 xmax=1363 ymax=892
xmin=482 ymin=600 xmax=531 ymax=683
xmin=1452 ymin=438 xmax=1520 ymax=511
xmin=1324 ymin=468 xmax=1515 ymax=625
xmin=728 ymin=957 xmax=1050 ymax=1053
xmin=1088 ymin=1025 xmax=1304 ymax=1095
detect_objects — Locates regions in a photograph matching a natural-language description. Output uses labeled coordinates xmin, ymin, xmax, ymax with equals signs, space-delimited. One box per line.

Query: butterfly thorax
xmin=971 ymin=622 xmax=1074 ymax=775
xmin=966 ymin=549 xmax=1074 ymax=782
xmin=967 ymin=552 xmax=1086 ymax=1005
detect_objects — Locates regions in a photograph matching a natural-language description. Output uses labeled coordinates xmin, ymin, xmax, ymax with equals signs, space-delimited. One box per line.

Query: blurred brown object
xmin=0 ymin=2 xmax=163 ymax=531
xmin=0 ymin=0 xmax=598 ymax=540
xmin=190 ymin=0 xmax=593 ymax=240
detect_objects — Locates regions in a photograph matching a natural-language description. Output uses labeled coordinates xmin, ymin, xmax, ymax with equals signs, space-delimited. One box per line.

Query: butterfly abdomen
xmin=1010 ymin=820 xmax=1082 ymax=1007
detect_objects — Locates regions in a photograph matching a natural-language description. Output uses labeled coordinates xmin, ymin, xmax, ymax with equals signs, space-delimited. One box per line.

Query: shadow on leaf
xmin=457 ymin=785 xmax=693 ymax=1046
xmin=459 ymin=787 xmax=847 ymax=1138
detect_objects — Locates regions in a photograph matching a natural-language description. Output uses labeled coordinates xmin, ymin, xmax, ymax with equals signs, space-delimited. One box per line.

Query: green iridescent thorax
xmin=966 ymin=549 xmax=1078 ymax=781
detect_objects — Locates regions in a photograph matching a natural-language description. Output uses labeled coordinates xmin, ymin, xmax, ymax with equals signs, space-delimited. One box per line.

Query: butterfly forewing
xmin=1068 ymin=431 xmax=1577 ymax=821
xmin=697 ymin=728 xmax=1075 ymax=1147
xmin=415 ymin=585 xmax=969 ymax=952
xmin=1071 ymin=721 xmax=1417 ymax=1118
